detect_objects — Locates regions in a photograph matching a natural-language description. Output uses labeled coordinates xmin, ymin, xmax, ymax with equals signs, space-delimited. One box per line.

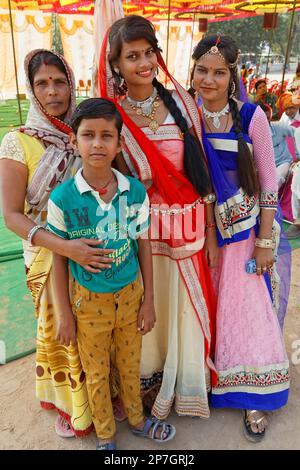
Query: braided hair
xmin=192 ymin=35 xmax=259 ymax=196
xmin=108 ymin=15 xmax=211 ymax=196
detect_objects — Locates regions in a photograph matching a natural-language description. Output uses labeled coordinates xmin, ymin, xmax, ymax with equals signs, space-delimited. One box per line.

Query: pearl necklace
xmin=202 ymin=103 xmax=229 ymax=129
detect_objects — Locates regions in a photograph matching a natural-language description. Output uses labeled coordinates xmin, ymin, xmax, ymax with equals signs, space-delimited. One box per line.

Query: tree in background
xmin=208 ymin=12 xmax=300 ymax=63
xmin=51 ymin=13 xmax=64 ymax=56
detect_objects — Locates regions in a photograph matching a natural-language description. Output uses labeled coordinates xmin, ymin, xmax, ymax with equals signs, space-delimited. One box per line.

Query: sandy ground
xmin=0 ymin=249 xmax=299 ymax=451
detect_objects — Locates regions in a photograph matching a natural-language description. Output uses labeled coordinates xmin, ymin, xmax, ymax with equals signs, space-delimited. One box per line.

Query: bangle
xmin=255 ymin=238 xmax=275 ymax=249
xmin=27 ymin=224 xmax=43 ymax=245
xmin=206 ymin=222 xmax=216 ymax=228
xmin=203 ymin=193 xmax=216 ymax=204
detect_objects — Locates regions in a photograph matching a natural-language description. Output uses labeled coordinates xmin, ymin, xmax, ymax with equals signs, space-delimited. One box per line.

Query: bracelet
xmin=203 ymin=193 xmax=216 ymax=204
xmin=206 ymin=222 xmax=216 ymax=228
xmin=27 ymin=224 xmax=44 ymax=245
xmin=255 ymin=238 xmax=275 ymax=249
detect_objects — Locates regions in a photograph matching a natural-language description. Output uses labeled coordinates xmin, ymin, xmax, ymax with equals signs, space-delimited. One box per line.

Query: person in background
xmin=259 ymin=102 xmax=300 ymax=189
xmin=254 ymin=79 xmax=278 ymax=119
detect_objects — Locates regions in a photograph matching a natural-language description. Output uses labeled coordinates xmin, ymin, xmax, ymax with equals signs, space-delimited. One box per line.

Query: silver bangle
xmin=255 ymin=238 xmax=275 ymax=249
xmin=27 ymin=224 xmax=43 ymax=245
xmin=203 ymin=193 xmax=216 ymax=204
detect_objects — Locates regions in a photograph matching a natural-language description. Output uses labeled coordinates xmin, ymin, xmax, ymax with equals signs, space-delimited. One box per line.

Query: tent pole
xmin=186 ymin=12 xmax=196 ymax=88
xmin=165 ymin=0 xmax=171 ymax=86
xmin=265 ymin=0 xmax=278 ymax=79
xmin=280 ymin=0 xmax=297 ymax=93
xmin=8 ymin=0 xmax=23 ymax=125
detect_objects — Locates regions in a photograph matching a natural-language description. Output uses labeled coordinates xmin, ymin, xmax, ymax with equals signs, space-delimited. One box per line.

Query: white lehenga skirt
xmin=140 ymin=255 xmax=211 ymax=419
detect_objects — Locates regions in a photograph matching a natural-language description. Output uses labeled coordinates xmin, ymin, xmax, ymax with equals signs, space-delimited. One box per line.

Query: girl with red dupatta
xmin=98 ymin=15 xmax=218 ymax=420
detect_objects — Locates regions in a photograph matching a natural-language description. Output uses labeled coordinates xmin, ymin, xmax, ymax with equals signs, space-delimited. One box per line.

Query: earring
xmin=119 ymin=76 xmax=125 ymax=88
xmin=155 ymin=67 xmax=159 ymax=77
xmin=114 ymin=67 xmax=120 ymax=75
xmin=229 ymin=81 xmax=236 ymax=99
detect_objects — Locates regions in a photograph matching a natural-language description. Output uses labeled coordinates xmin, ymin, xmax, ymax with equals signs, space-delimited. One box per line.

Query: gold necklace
xmin=128 ymin=95 xmax=160 ymax=133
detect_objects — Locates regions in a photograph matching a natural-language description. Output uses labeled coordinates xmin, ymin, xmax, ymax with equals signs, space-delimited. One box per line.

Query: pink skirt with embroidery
xmin=210 ymin=229 xmax=289 ymax=410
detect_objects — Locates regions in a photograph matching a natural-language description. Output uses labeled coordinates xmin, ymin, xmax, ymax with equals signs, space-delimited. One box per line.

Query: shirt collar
xmin=74 ymin=168 xmax=130 ymax=195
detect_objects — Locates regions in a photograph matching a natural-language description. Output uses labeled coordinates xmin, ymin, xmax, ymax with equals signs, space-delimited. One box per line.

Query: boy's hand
xmin=137 ymin=300 xmax=156 ymax=335
xmin=56 ymin=312 xmax=77 ymax=346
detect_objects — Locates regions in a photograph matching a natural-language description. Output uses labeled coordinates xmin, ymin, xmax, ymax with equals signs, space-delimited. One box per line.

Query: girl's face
xmin=193 ymin=53 xmax=231 ymax=106
xmin=115 ymin=38 xmax=158 ymax=89
xmin=33 ymin=63 xmax=70 ymax=119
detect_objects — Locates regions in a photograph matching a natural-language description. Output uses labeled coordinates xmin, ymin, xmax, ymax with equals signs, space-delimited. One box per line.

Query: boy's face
xmin=70 ymin=117 xmax=121 ymax=170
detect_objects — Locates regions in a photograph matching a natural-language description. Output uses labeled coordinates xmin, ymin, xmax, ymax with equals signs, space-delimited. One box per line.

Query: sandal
xmin=130 ymin=416 xmax=176 ymax=443
xmin=96 ymin=442 xmax=117 ymax=450
xmin=243 ymin=410 xmax=268 ymax=443
xmin=54 ymin=415 xmax=75 ymax=438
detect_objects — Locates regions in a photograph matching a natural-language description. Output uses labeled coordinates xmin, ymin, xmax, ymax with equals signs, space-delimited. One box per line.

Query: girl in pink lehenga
xmin=98 ymin=15 xmax=219 ymax=421
xmin=190 ymin=34 xmax=290 ymax=442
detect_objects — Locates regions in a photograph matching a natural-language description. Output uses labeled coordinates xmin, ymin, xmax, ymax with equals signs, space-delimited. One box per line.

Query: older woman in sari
xmin=0 ymin=50 xmax=113 ymax=437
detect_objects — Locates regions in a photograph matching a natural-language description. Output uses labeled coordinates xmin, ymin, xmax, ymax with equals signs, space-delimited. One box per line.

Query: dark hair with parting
xmin=191 ymin=35 xmax=259 ymax=196
xmin=28 ymin=51 xmax=68 ymax=88
xmin=71 ymin=98 xmax=123 ymax=135
xmin=108 ymin=15 xmax=211 ymax=196
xmin=254 ymin=79 xmax=266 ymax=91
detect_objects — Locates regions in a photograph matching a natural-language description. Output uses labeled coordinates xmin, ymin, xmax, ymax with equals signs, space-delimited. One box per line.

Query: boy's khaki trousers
xmin=72 ymin=279 xmax=144 ymax=439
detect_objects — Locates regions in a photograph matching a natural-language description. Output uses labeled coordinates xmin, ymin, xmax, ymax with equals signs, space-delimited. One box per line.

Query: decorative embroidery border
xmin=259 ymin=191 xmax=278 ymax=209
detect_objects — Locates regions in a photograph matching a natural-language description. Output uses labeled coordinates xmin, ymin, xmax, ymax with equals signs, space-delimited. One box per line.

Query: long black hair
xmin=192 ymin=35 xmax=259 ymax=196
xmin=108 ymin=15 xmax=211 ymax=196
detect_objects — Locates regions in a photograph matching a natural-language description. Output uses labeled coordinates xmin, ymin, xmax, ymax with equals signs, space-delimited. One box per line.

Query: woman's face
xmin=115 ymin=38 xmax=158 ymax=89
xmin=256 ymin=81 xmax=267 ymax=97
xmin=32 ymin=63 xmax=70 ymax=119
xmin=193 ymin=53 xmax=231 ymax=105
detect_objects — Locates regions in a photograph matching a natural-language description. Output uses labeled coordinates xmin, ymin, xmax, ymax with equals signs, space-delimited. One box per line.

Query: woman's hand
xmin=56 ymin=311 xmax=77 ymax=346
xmin=204 ymin=228 xmax=219 ymax=268
xmin=137 ymin=300 xmax=156 ymax=335
xmin=252 ymin=246 xmax=275 ymax=276
xmin=65 ymin=238 xmax=115 ymax=273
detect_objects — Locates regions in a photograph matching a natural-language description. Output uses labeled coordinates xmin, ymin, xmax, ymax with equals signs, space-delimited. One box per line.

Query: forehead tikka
xmin=198 ymin=36 xmax=240 ymax=70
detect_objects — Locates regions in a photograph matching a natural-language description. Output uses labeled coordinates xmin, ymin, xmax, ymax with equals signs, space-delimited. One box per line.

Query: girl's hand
xmin=66 ymin=238 xmax=115 ymax=273
xmin=137 ymin=301 xmax=156 ymax=335
xmin=252 ymin=246 xmax=275 ymax=276
xmin=204 ymin=228 xmax=219 ymax=268
xmin=56 ymin=312 xmax=77 ymax=346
